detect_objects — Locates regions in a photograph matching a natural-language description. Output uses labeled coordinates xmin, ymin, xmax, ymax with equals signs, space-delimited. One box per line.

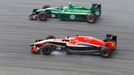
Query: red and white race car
xmin=30 ymin=34 xmax=117 ymax=58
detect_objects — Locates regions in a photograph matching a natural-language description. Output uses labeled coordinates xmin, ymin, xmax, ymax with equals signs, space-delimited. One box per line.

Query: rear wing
xmin=112 ymin=35 xmax=117 ymax=43
xmin=92 ymin=3 xmax=101 ymax=9
xmin=91 ymin=3 xmax=101 ymax=16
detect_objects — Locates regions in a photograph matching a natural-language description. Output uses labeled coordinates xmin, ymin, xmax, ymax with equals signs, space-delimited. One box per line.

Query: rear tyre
xmin=86 ymin=15 xmax=96 ymax=23
xmin=42 ymin=44 xmax=55 ymax=55
xmin=100 ymin=47 xmax=112 ymax=58
xmin=38 ymin=12 xmax=48 ymax=21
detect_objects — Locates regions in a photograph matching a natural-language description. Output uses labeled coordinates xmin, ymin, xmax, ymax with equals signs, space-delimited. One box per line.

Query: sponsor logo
xmin=70 ymin=15 xmax=75 ymax=20
xmin=95 ymin=11 xmax=100 ymax=16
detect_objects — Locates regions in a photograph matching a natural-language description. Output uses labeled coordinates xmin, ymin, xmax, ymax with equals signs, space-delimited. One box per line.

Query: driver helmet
xmin=106 ymin=34 xmax=112 ymax=40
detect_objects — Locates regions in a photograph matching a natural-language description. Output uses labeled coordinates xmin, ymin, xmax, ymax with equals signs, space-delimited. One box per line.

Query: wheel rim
xmin=44 ymin=48 xmax=51 ymax=54
xmin=39 ymin=13 xmax=47 ymax=21
xmin=42 ymin=44 xmax=53 ymax=55
xmin=102 ymin=50 xmax=110 ymax=57
xmin=87 ymin=15 xmax=95 ymax=23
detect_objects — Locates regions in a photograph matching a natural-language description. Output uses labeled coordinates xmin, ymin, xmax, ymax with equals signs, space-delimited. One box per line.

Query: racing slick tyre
xmin=38 ymin=12 xmax=48 ymax=21
xmin=100 ymin=47 xmax=112 ymax=58
xmin=42 ymin=44 xmax=56 ymax=55
xmin=45 ymin=35 xmax=56 ymax=39
xmin=86 ymin=15 xmax=97 ymax=23
xmin=42 ymin=5 xmax=50 ymax=9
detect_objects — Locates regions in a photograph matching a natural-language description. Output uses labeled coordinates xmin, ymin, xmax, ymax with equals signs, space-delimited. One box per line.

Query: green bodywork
xmin=33 ymin=3 xmax=101 ymax=21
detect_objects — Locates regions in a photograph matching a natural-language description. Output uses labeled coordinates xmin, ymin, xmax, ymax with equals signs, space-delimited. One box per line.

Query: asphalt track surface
xmin=0 ymin=0 xmax=134 ymax=75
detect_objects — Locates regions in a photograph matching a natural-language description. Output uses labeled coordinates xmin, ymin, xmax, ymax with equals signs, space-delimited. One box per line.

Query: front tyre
xmin=42 ymin=44 xmax=56 ymax=55
xmin=86 ymin=15 xmax=96 ymax=23
xmin=38 ymin=12 xmax=48 ymax=21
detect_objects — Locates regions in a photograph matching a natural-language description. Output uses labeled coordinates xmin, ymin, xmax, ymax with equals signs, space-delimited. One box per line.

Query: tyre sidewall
xmin=87 ymin=14 xmax=97 ymax=23
xmin=38 ymin=12 xmax=48 ymax=21
xmin=100 ymin=47 xmax=112 ymax=58
xmin=42 ymin=44 xmax=56 ymax=55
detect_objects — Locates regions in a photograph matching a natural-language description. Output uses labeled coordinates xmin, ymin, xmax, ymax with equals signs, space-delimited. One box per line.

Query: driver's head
xmin=106 ymin=34 xmax=112 ymax=39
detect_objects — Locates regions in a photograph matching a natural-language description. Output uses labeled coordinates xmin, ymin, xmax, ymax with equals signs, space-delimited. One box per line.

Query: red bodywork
xmin=31 ymin=35 xmax=117 ymax=54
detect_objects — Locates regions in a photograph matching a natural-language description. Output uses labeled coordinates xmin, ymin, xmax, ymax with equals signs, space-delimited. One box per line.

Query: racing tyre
xmin=86 ymin=15 xmax=96 ymax=23
xmin=42 ymin=44 xmax=55 ymax=55
xmin=38 ymin=12 xmax=48 ymax=21
xmin=46 ymin=35 xmax=56 ymax=39
xmin=100 ymin=47 xmax=112 ymax=58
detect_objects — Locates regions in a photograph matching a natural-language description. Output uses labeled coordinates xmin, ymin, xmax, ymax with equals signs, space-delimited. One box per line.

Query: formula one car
xmin=29 ymin=3 xmax=101 ymax=23
xmin=30 ymin=34 xmax=117 ymax=58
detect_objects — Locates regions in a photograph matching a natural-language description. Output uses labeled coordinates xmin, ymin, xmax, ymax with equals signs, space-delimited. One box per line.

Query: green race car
xmin=29 ymin=3 xmax=101 ymax=23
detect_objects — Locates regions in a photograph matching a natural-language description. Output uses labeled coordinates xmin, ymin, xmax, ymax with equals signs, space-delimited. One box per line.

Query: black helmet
xmin=106 ymin=34 xmax=112 ymax=38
